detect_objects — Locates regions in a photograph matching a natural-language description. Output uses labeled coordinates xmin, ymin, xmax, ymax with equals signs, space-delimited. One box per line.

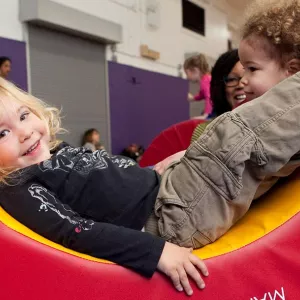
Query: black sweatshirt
xmin=0 ymin=146 xmax=165 ymax=277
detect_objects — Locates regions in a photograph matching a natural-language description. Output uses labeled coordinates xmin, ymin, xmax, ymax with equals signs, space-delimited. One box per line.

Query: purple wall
xmin=109 ymin=62 xmax=189 ymax=155
xmin=0 ymin=36 xmax=28 ymax=90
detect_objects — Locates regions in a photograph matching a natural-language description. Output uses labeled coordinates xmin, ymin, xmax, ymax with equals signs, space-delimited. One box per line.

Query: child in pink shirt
xmin=184 ymin=54 xmax=213 ymax=119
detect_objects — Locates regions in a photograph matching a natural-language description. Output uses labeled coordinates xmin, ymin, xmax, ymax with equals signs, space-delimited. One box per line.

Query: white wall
xmin=0 ymin=0 xmax=240 ymax=77
xmin=50 ymin=0 xmax=229 ymax=76
xmin=0 ymin=0 xmax=23 ymax=41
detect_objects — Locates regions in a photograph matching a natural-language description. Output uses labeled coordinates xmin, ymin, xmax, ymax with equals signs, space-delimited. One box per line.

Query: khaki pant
xmin=145 ymin=72 xmax=300 ymax=248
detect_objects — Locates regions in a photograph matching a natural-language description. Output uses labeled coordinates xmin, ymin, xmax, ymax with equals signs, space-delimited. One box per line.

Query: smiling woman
xmin=210 ymin=49 xmax=245 ymax=115
xmin=223 ymin=61 xmax=246 ymax=107
xmin=190 ymin=49 xmax=246 ymax=143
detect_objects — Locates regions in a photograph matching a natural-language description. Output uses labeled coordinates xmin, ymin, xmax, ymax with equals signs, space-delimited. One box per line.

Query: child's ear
xmin=286 ymin=58 xmax=300 ymax=75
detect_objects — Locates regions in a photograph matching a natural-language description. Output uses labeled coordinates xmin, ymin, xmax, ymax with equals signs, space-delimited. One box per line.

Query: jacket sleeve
xmin=1 ymin=182 xmax=165 ymax=278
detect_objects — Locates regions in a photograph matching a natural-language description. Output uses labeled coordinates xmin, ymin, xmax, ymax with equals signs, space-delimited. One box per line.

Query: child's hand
xmin=157 ymin=242 xmax=209 ymax=296
xmin=153 ymin=150 xmax=186 ymax=175
xmin=188 ymin=93 xmax=195 ymax=101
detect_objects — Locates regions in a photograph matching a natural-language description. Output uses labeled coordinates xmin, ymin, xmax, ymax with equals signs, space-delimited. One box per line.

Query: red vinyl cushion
xmin=0 ymin=211 xmax=298 ymax=299
xmin=139 ymin=119 xmax=205 ymax=167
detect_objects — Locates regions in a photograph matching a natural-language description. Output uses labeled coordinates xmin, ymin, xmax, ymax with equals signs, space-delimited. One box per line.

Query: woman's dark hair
xmin=0 ymin=56 xmax=11 ymax=68
xmin=82 ymin=128 xmax=98 ymax=146
xmin=210 ymin=49 xmax=239 ymax=116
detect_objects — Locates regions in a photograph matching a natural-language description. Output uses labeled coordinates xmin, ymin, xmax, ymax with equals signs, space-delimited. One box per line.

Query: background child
xmin=82 ymin=128 xmax=104 ymax=152
xmin=120 ymin=143 xmax=144 ymax=163
xmin=0 ymin=56 xmax=11 ymax=79
xmin=184 ymin=54 xmax=213 ymax=119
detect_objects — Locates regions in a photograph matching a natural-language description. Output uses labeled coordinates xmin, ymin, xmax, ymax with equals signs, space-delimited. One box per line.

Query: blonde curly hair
xmin=0 ymin=77 xmax=64 ymax=183
xmin=184 ymin=53 xmax=210 ymax=74
xmin=242 ymin=0 xmax=300 ymax=65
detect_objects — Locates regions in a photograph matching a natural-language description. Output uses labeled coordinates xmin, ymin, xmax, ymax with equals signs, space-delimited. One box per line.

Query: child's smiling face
xmin=239 ymin=36 xmax=289 ymax=101
xmin=0 ymin=94 xmax=51 ymax=169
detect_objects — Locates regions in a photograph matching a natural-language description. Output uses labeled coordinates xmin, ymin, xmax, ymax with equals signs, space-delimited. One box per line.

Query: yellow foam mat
xmin=196 ymin=174 xmax=300 ymax=259
xmin=1 ymin=174 xmax=300 ymax=263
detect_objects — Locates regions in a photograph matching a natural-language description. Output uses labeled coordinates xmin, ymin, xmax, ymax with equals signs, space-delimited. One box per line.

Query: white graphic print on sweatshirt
xmin=28 ymin=183 xmax=94 ymax=233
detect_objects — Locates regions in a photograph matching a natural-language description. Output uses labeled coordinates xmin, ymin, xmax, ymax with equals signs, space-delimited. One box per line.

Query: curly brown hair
xmin=242 ymin=0 xmax=300 ymax=65
xmin=184 ymin=53 xmax=210 ymax=73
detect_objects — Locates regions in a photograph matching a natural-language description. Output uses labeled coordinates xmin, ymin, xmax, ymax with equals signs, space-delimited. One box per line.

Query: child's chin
xmin=233 ymin=98 xmax=250 ymax=109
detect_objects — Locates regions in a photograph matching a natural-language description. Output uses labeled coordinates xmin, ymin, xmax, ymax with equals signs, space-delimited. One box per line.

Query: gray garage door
xmin=28 ymin=25 xmax=110 ymax=150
